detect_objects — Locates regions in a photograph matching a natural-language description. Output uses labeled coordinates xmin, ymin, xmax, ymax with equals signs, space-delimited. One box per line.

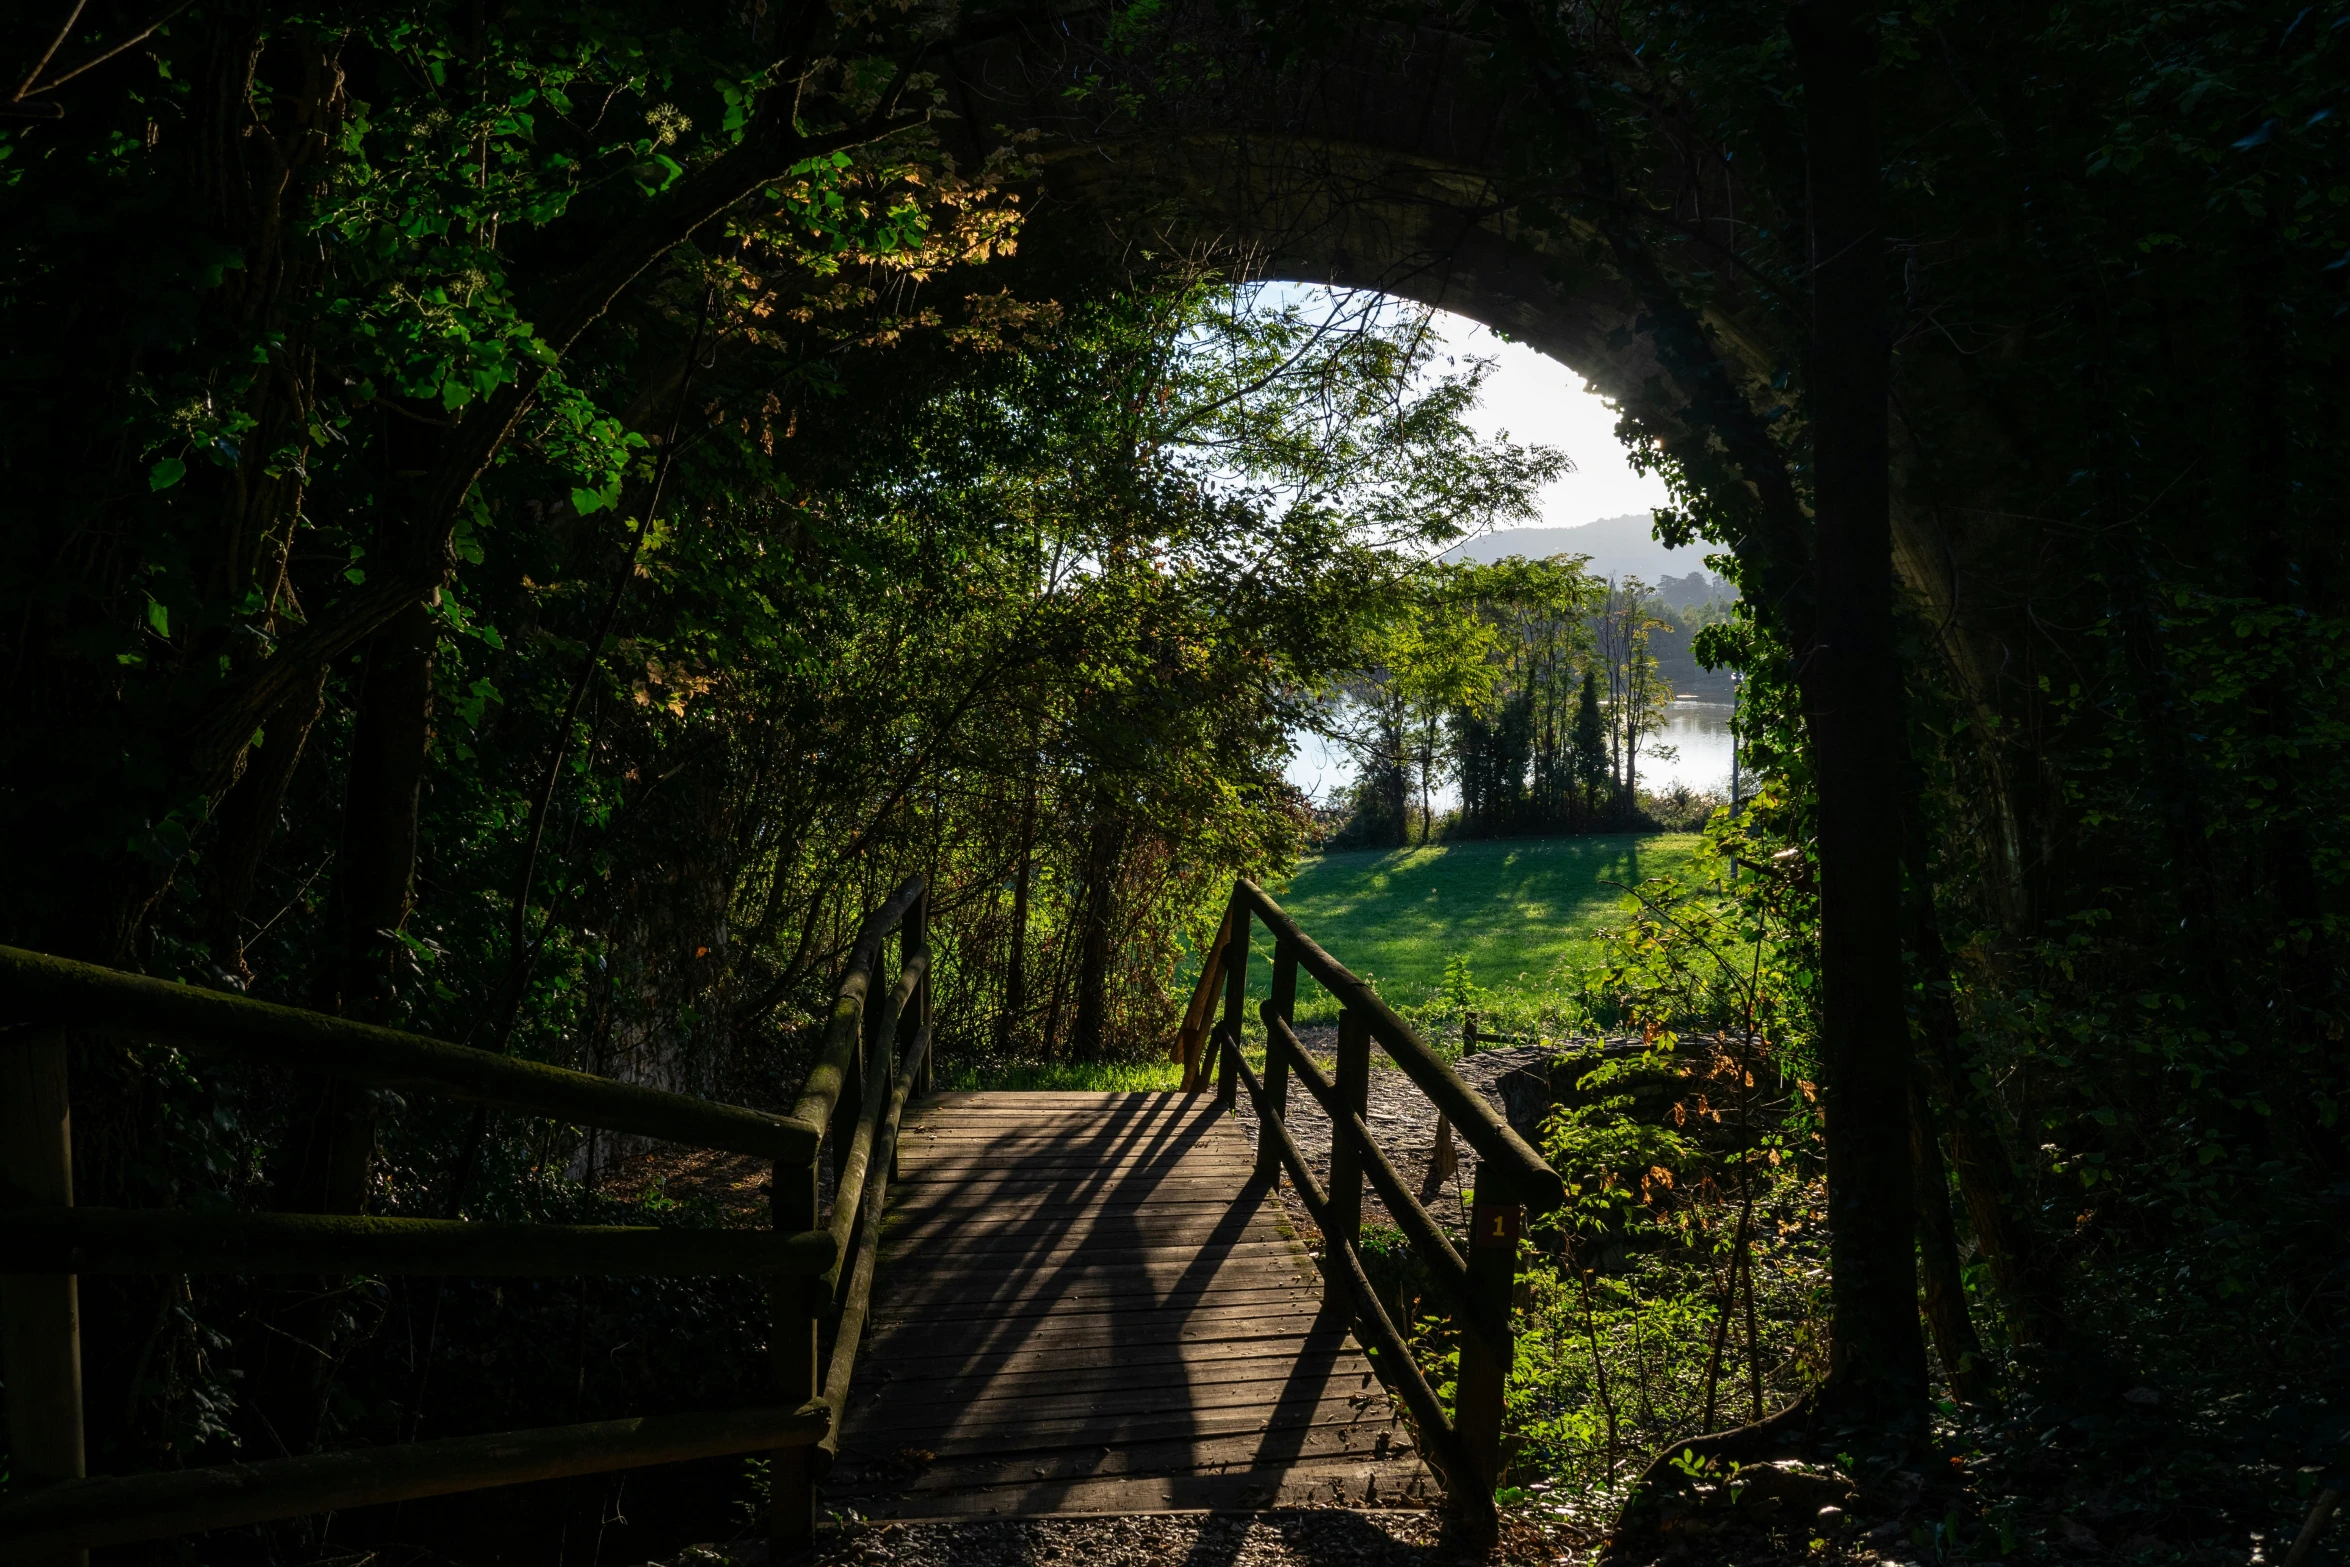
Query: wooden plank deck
xmin=828 ymin=1091 xmax=1433 ymax=1518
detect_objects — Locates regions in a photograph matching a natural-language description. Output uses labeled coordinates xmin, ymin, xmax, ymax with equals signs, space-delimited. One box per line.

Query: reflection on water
xmin=1642 ymin=700 xmax=1735 ymax=794
xmin=1285 ymin=698 xmax=1742 ymax=804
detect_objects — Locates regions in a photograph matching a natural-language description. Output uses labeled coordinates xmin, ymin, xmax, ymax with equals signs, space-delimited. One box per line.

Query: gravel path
xmin=683 ymin=1505 xmax=1591 ymax=1567
xmin=1226 ymin=1038 xmax=1567 ymax=1241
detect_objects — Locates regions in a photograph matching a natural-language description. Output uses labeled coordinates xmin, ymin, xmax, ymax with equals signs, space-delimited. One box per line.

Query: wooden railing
xmin=1180 ymin=878 xmax=1565 ymax=1531
xmin=0 ymin=878 xmax=931 ymax=1562
xmin=781 ymin=879 xmax=933 ymax=1525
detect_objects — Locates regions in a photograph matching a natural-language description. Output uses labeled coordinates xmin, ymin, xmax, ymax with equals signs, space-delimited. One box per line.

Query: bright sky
xmin=1280 ymin=290 xmax=1677 ymax=802
xmin=1418 ymin=306 xmax=1674 ymax=532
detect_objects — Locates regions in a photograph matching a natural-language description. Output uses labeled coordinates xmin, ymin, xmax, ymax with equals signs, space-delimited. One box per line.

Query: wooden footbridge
xmin=0 ymin=880 xmax=1561 ymax=1559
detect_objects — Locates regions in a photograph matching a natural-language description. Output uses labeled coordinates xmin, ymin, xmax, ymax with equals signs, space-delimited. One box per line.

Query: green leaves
xmin=631 ymin=152 xmax=686 ymax=193
xmin=149 ymin=457 xmax=185 ymax=491
xmin=1441 ymin=951 xmax=1482 ymax=1014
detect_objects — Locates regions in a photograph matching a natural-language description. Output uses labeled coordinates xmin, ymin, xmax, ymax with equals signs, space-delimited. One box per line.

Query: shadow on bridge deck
xmin=828 ymin=1091 xmax=1433 ymax=1518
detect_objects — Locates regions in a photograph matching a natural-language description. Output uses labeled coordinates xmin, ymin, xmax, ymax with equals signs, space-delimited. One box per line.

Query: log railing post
xmin=1256 ymin=938 xmax=1298 ymax=1183
xmin=1325 ymin=1009 xmax=1369 ymax=1309
xmin=769 ymin=1155 xmax=820 ymax=1556
xmin=1174 ymin=908 xmax=1230 ymax=1091
xmin=1215 ymin=901 xmax=1248 ymax=1109
xmin=837 ymin=954 xmax=877 ymax=1187
xmin=1456 ymin=1159 xmax=1523 ymax=1497
xmin=1 ymin=1027 xmax=88 ymax=1567
xmin=906 ymin=889 xmax=930 ymax=1100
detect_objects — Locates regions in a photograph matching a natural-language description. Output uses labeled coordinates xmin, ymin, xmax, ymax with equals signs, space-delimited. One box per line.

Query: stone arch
xmin=936 ymin=15 xmax=1674 ymax=405
xmin=934 ymin=7 xmax=2024 ymax=916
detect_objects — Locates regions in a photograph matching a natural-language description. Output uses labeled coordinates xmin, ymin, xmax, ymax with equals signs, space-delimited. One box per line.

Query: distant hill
xmin=1439 ymin=513 xmax=1729 ymax=590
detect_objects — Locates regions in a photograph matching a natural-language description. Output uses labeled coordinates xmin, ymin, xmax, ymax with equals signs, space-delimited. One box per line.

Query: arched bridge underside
xmin=936 ymin=11 xmax=1679 ymax=447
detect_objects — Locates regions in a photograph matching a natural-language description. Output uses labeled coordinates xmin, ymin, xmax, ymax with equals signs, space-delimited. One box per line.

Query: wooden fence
xmin=0 ymin=878 xmax=931 ymax=1563
xmin=1178 ymin=877 xmax=1565 ymax=1531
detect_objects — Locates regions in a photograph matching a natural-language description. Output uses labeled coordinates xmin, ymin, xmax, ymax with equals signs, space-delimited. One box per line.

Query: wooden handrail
xmin=812 ymin=1015 xmax=930 ymax=1477
xmin=0 ymin=1402 xmax=829 ymax=1558
xmin=824 ymin=947 xmax=928 ymax=1285
xmin=0 ymin=947 xmax=821 ymax=1164
xmin=788 ymin=876 xmax=926 ymax=1135
xmin=0 ymin=877 xmax=939 ymax=1561
xmin=1231 ymin=879 xmax=1563 ymax=1212
xmin=1223 ymin=1046 xmax=1485 ymax=1519
xmin=1260 ymin=1014 xmax=1481 ymax=1329
xmin=767 ymin=874 xmax=932 ymax=1555
xmin=1213 ymin=874 xmax=1561 ymax=1522
xmin=0 ymin=1209 xmax=835 ymax=1277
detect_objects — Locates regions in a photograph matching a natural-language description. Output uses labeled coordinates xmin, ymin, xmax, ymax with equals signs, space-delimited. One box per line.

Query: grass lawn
xmin=937 ymin=1058 xmax=1188 ymax=1092
xmin=1226 ymin=833 xmax=1705 ymax=1021
xmin=946 ymin=832 xmax=1705 ymax=1091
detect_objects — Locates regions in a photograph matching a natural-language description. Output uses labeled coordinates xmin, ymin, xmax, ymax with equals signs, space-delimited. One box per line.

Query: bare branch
xmin=13 ymin=0 xmax=196 ymax=106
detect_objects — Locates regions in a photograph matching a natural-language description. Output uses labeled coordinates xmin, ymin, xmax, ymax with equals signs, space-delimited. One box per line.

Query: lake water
xmin=1284 ymin=698 xmax=1738 ymax=805
xmin=1641 ymin=700 xmax=1735 ymax=795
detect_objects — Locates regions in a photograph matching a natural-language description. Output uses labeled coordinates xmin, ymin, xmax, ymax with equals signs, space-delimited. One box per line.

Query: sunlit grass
xmin=1213 ymin=833 xmax=1706 ymax=1021
xmin=944 ymin=834 xmax=1705 ymax=1090
xmin=936 ymin=1058 xmax=1189 ymax=1093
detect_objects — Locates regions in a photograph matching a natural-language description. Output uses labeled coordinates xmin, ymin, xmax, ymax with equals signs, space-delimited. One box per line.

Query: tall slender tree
xmin=1572 ymin=670 xmax=1611 ymax=826
xmin=1785 ymin=0 xmax=1928 ymax=1437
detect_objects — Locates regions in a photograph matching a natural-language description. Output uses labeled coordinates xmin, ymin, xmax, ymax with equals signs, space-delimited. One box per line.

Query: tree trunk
xmin=199 ymin=663 xmax=331 ymax=984
xmin=1001 ymin=772 xmax=1037 ymax=1051
xmin=1900 ymin=803 xmax=2072 ymax=1354
xmin=1623 ymin=695 xmax=1639 ymax=811
xmin=257 ymin=602 xmax=434 ymax=1453
xmin=311 ymin=601 xmax=435 ymax=1024
xmin=1910 ymin=1080 xmax=1996 ymax=1404
xmin=1788 ymin=0 xmax=1929 ymax=1439
xmin=1383 ymin=718 xmax=1408 ymax=846
xmin=1417 ymin=730 xmax=1433 ymax=844
xmin=289 ymin=599 xmax=435 ymax=1219
xmin=1070 ymin=811 xmax=1125 ymax=1056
